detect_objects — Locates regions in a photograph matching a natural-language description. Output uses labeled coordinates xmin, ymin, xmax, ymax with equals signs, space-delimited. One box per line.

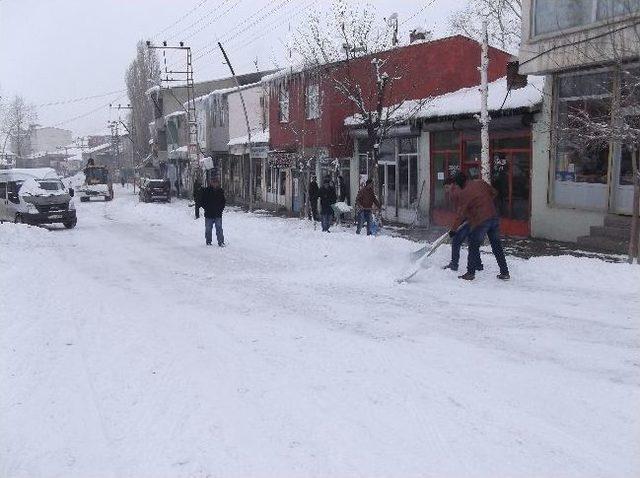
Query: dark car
xmin=139 ymin=178 xmax=171 ymax=203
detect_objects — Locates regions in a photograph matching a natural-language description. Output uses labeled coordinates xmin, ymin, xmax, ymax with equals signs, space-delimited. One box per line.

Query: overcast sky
xmin=0 ymin=0 xmax=465 ymax=137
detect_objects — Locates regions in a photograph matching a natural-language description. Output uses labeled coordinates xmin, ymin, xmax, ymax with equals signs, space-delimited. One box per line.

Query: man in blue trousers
xmin=197 ymin=177 xmax=226 ymax=247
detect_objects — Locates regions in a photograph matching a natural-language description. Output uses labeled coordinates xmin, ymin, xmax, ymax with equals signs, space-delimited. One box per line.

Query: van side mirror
xmin=69 ymin=188 xmax=75 ymax=197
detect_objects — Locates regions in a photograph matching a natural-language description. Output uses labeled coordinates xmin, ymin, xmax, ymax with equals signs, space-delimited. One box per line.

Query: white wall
xmin=227 ymin=85 xmax=267 ymax=142
xmin=530 ymin=77 xmax=605 ymax=242
xmin=30 ymin=127 xmax=72 ymax=154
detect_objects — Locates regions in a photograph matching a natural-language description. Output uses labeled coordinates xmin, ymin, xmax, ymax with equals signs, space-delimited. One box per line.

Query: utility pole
xmin=479 ymin=20 xmax=491 ymax=184
xmin=110 ymin=103 xmax=136 ymax=191
xmin=218 ymin=41 xmax=254 ymax=212
xmin=146 ymin=41 xmax=201 ymax=199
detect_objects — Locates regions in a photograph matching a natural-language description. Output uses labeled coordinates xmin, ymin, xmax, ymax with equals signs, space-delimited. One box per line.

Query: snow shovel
xmin=409 ymin=222 xmax=467 ymax=261
xmin=397 ymin=228 xmax=459 ymax=283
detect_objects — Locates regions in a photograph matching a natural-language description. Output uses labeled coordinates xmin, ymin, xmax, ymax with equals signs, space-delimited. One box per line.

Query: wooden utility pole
xmin=479 ymin=20 xmax=491 ymax=183
xmin=218 ymin=41 xmax=254 ymax=211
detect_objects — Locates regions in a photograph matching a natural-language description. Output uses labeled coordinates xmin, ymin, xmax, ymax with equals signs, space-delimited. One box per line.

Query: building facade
xmin=518 ymin=0 xmax=640 ymax=250
xmin=264 ymin=35 xmax=513 ymax=216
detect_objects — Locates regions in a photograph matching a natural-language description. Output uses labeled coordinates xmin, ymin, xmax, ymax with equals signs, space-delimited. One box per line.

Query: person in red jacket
xmin=449 ymin=172 xmax=510 ymax=281
xmin=442 ymin=173 xmax=483 ymax=272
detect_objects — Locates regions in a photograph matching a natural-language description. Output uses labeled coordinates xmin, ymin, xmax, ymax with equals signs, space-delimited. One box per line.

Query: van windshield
xmin=38 ymin=181 xmax=64 ymax=191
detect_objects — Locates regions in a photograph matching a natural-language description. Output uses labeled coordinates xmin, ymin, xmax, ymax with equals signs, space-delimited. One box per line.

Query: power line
xmin=194 ymin=0 xmax=302 ymax=62
xmin=182 ymin=0 xmax=243 ymax=42
xmin=152 ymin=0 xmax=209 ymax=40
xmin=192 ymin=0 xmax=286 ymax=55
xmin=36 ymin=89 xmax=127 ymax=108
xmin=399 ymin=0 xmax=436 ymax=27
xmin=164 ymin=0 xmax=237 ymax=42
xmin=53 ymin=94 xmax=126 ymax=128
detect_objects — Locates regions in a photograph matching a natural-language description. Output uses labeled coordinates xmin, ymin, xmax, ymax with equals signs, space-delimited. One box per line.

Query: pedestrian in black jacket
xmin=197 ymin=177 xmax=226 ymax=246
xmin=308 ymin=175 xmax=319 ymax=221
xmin=318 ymin=176 xmax=337 ymax=232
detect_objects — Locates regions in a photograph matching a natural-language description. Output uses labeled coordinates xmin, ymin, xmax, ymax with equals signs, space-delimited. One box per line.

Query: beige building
xmin=518 ymin=0 xmax=640 ymax=252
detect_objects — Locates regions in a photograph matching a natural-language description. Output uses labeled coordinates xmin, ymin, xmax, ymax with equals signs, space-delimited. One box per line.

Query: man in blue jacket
xmin=197 ymin=177 xmax=226 ymax=247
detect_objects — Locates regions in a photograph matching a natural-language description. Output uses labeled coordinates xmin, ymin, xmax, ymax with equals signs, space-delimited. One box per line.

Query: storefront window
xmin=555 ymin=95 xmax=611 ymax=184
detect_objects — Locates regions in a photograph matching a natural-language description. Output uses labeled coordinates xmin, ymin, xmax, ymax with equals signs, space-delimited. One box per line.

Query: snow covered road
xmin=1 ymin=187 xmax=639 ymax=478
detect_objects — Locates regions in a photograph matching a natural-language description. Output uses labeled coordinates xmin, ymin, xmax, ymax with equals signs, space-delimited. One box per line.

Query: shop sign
xmin=251 ymin=145 xmax=269 ymax=159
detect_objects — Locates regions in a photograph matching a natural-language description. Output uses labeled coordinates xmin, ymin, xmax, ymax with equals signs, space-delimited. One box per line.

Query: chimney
xmin=410 ymin=28 xmax=431 ymax=44
xmin=506 ymin=57 xmax=528 ymax=90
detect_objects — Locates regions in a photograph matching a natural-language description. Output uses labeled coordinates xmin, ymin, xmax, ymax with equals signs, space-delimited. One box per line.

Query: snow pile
xmin=345 ymin=75 xmax=545 ymax=126
xmin=1 ymin=188 xmax=639 ymax=478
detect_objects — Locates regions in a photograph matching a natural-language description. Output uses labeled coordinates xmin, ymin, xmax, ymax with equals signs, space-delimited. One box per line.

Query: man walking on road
xmin=355 ymin=179 xmax=381 ymax=235
xmin=197 ymin=177 xmax=226 ymax=247
xmin=318 ymin=176 xmax=337 ymax=232
xmin=308 ymin=175 xmax=319 ymax=222
xmin=450 ymin=172 xmax=509 ymax=281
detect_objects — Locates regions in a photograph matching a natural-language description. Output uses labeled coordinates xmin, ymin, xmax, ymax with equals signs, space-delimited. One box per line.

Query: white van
xmin=0 ymin=168 xmax=77 ymax=228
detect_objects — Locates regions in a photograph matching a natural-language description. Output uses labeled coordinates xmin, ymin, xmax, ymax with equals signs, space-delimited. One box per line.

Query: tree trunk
xmin=629 ymin=147 xmax=640 ymax=264
xmin=480 ymin=20 xmax=491 ymax=183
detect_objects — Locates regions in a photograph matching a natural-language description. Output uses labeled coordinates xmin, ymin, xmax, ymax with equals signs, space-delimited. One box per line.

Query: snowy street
xmin=1 ymin=187 xmax=639 ymax=478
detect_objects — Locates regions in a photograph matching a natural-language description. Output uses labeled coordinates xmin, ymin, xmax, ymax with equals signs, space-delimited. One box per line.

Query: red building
xmin=263 ymin=35 xmax=512 ymax=213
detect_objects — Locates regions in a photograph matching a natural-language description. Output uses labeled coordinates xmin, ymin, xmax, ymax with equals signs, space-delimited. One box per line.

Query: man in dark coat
xmin=318 ymin=176 xmax=337 ymax=232
xmin=355 ymin=178 xmax=381 ymax=235
xmin=197 ymin=177 xmax=226 ymax=247
xmin=450 ymin=172 xmax=509 ymax=281
xmin=308 ymin=175 xmax=319 ymax=221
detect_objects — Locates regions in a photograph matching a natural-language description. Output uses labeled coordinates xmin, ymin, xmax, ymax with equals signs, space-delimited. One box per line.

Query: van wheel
xmin=63 ymin=219 xmax=77 ymax=229
xmin=105 ymin=195 xmax=113 ymax=202
xmin=14 ymin=214 xmax=22 ymax=224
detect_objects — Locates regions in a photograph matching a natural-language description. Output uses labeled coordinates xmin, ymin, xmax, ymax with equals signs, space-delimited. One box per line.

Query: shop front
xmin=266 ymin=151 xmax=296 ymax=210
xmin=356 ymin=135 xmax=423 ymax=224
xmin=552 ymin=67 xmax=639 ymax=216
xmin=430 ymin=127 xmax=532 ymax=237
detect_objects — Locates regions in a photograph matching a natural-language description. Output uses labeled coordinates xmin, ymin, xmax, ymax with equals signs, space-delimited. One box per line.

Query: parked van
xmin=0 ymin=168 xmax=77 ymax=228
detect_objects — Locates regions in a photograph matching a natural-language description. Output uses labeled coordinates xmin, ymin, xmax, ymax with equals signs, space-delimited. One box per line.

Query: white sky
xmin=0 ymin=0 xmax=464 ymax=138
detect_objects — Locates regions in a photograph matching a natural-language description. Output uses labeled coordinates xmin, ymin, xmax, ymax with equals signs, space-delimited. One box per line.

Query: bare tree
xmin=293 ymin=0 xmax=427 ymax=193
xmin=125 ymin=40 xmax=161 ymax=159
xmin=1 ymin=95 xmax=38 ymax=157
xmin=449 ymin=0 xmax=522 ymax=51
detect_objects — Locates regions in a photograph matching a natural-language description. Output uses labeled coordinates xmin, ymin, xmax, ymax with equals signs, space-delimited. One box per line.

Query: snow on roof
xmin=145 ymin=85 xmax=161 ymax=97
xmin=192 ymin=81 xmax=263 ymax=105
xmin=228 ymin=128 xmax=269 ymax=146
xmin=165 ymin=110 xmax=187 ymax=120
xmin=345 ymin=76 xmax=545 ymax=126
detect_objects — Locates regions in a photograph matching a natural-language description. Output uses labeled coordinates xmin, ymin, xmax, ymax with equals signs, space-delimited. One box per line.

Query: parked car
xmin=78 ymin=165 xmax=113 ymax=202
xmin=139 ymin=177 xmax=171 ymax=203
xmin=0 ymin=168 xmax=77 ymax=228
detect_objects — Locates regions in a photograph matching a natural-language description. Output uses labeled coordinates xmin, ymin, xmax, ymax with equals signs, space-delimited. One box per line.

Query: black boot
xmin=442 ymin=263 xmax=458 ymax=271
xmin=458 ymin=272 xmax=475 ymax=281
